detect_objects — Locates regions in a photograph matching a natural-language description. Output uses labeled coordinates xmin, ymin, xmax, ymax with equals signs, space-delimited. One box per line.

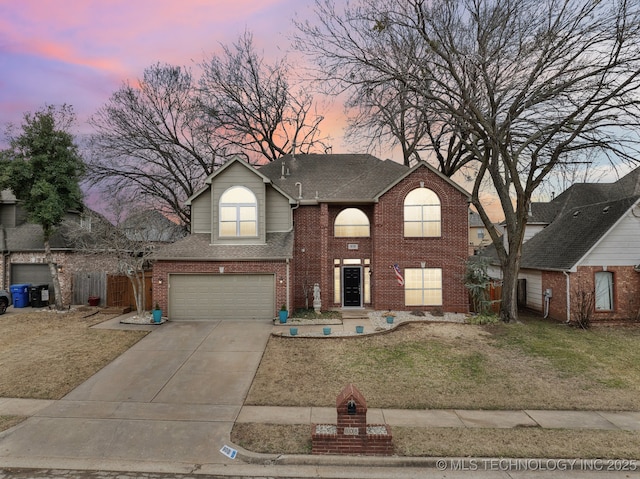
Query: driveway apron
xmin=0 ymin=319 xmax=272 ymax=468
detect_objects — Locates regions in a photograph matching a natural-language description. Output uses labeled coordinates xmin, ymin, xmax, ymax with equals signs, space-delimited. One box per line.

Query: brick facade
xmin=542 ymin=267 xmax=640 ymax=323
xmin=292 ymin=166 xmax=470 ymax=313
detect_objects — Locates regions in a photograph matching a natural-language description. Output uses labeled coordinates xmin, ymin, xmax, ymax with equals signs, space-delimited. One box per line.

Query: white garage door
xmin=169 ymin=274 xmax=275 ymax=320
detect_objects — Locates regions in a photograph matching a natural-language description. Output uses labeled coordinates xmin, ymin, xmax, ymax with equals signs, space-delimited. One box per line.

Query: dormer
xmin=186 ymin=157 xmax=294 ymax=245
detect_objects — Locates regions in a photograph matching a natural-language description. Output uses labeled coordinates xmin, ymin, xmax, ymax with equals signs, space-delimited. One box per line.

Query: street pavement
xmin=0 ymin=314 xmax=639 ymax=478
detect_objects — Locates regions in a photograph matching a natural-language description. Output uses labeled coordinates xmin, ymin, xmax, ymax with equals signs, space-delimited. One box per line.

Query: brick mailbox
xmin=311 ymin=383 xmax=393 ymax=455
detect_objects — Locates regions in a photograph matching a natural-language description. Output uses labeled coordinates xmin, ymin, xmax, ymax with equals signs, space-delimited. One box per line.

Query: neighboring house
xmin=486 ymin=167 xmax=640 ymax=323
xmin=0 ymin=190 xmax=120 ymax=305
xmin=121 ymin=210 xmax=186 ymax=243
xmin=468 ymin=210 xmax=503 ymax=255
xmin=152 ymin=154 xmax=471 ymax=320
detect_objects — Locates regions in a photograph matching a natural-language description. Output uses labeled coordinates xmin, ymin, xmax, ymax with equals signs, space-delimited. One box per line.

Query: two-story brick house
xmin=152 ymin=154 xmax=470 ymax=320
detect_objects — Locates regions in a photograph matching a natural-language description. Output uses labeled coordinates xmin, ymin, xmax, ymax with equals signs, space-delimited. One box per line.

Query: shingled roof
xmin=258 ymin=154 xmax=409 ymax=202
xmin=520 ymin=196 xmax=640 ymax=271
xmin=152 ymin=231 xmax=294 ymax=261
xmin=527 ymin=166 xmax=640 ymax=225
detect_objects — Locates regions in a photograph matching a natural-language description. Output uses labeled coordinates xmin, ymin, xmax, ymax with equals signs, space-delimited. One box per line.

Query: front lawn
xmin=246 ymin=316 xmax=640 ymax=410
xmin=234 ymin=316 xmax=640 ymax=458
xmin=0 ymin=308 xmax=148 ymax=399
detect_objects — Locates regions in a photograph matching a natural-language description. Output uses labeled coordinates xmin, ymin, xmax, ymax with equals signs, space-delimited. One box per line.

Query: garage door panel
xmin=169 ymin=274 xmax=274 ymax=320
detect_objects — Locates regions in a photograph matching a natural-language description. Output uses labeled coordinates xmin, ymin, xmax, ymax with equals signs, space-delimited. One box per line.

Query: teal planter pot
xmin=152 ymin=309 xmax=162 ymax=323
xmin=356 ymin=325 xmax=364 ymax=334
xmin=386 ymin=316 xmax=394 ymax=324
xmin=289 ymin=327 xmax=298 ymax=336
xmin=279 ymin=310 xmax=288 ymax=323
xmin=323 ymin=327 xmax=331 ymax=335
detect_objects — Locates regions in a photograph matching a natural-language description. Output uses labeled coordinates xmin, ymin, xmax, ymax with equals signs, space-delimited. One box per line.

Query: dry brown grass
xmin=231 ymin=423 xmax=640 ymax=459
xmin=246 ymin=320 xmax=640 ymax=410
xmin=0 ymin=308 xmax=148 ymax=399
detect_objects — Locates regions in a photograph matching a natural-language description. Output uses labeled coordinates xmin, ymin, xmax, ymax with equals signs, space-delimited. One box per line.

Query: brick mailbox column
xmin=311 ymin=383 xmax=393 ymax=455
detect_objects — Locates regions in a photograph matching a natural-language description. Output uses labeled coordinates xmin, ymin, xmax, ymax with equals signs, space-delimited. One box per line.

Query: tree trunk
xmin=498 ymin=216 xmax=526 ymax=323
xmin=500 ymin=255 xmax=520 ymax=322
xmin=127 ymin=272 xmax=145 ymax=316
xmin=44 ymin=238 xmax=64 ymax=310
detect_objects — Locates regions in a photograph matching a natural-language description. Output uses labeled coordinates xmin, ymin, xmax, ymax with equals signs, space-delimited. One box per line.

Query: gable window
xmin=404 ymin=188 xmax=441 ymax=237
xmin=594 ymin=271 xmax=614 ymax=311
xmin=405 ymin=268 xmax=442 ymax=306
xmin=334 ymin=208 xmax=370 ymax=237
xmin=219 ymin=186 xmax=257 ymax=237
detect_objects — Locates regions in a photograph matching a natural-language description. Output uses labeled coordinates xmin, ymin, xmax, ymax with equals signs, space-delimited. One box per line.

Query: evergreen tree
xmin=0 ymin=105 xmax=85 ymax=309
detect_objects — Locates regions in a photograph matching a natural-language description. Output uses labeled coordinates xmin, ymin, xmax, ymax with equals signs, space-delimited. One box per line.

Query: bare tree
xmin=66 ymin=199 xmax=182 ymax=317
xmin=87 ymin=63 xmax=227 ymax=226
xmin=199 ymin=31 xmax=327 ymax=162
xmin=294 ymin=1 xmax=473 ymax=173
xmin=297 ymin=0 xmax=640 ymax=321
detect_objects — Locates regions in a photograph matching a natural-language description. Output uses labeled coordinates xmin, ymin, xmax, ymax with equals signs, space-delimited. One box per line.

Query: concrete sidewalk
xmin=2 ymin=399 xmax=640 ymax=431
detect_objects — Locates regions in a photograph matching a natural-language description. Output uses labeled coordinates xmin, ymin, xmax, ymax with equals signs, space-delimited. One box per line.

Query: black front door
xmin=343 ymin=267 xmax=362 ymax=307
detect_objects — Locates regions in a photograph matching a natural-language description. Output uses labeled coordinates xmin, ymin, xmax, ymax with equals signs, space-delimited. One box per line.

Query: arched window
xmin=334 ymin=208 xmax=370 ymax=237
xmin=404 ymin=188 xmax=441 ymax=237
xmin=219 ymin=186 xmax=257 ymax=237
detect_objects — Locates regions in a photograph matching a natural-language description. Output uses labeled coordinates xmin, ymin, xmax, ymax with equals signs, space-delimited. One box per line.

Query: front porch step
xmin=340 ymin=309 xmax=373 ymax=320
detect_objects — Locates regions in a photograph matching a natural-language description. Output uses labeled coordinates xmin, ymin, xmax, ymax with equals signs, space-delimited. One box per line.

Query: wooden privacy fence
xmin=106 ymin=272 xmax=152 ymax=310
xmin=469 ymin=281 xmax=502 ymax=314
xmin=73 ymin=271 xmax=152 ymax=309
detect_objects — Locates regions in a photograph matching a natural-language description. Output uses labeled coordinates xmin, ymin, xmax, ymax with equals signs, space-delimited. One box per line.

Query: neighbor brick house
xmin=487 ymin=167 xmax=640 ymax=323
xmin=0 ymin=190 xmax=120 ymax=306
xmin=152 ymin=154 xmax=470 ymax=320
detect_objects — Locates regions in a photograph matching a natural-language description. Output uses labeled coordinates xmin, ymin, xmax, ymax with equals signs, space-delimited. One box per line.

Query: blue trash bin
xmin=10 ymin=284 xmax=31 ymax=308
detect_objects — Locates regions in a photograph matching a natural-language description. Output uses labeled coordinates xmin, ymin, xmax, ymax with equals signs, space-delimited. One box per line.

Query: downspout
xmin=286 ymin=258 xmax=290 ymax=314
xmin=563 ymin=271 xmax=571 ymax=323
xmin=286 ymin=199 xmax=300 ymax=312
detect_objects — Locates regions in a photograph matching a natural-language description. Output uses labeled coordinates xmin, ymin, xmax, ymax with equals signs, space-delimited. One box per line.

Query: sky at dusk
xmin=1 ymin=1 xmax=633 ymax=222
xmin=0 ymin=0 xmax=349 ymax=148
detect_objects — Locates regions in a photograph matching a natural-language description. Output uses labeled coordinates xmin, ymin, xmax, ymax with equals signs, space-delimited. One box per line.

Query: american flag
xmin=393 ymin=264 xmax=404 ymax=286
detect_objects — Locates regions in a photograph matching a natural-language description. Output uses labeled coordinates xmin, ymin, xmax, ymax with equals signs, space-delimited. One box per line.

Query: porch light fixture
xmin=219 ymin=266 xmax=225 ymax=274
xmin=57 ymin=265 xmax=63 ymax=273
xmin=421 ymin=262 xmax=426 ymax=269
xmin=158 ymin=278 xmax=163 ymax=285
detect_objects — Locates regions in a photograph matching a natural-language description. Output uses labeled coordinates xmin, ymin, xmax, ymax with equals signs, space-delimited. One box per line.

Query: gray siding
xmin=581 ymin=211 xmax=640 ymax=266
xmin=212 ymin=162 xmax=266 ymax=244
xmin=266 ymin=186 xmax=292 ymax=232
xmin=190 ymin=189 xmax=212 ymax=234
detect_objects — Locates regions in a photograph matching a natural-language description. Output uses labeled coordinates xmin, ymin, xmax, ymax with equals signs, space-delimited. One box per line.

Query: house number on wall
xmin=343 ymin=427 xmax=359 ymax=435
xmin=347 ymin=243 xmax=358 ymax=250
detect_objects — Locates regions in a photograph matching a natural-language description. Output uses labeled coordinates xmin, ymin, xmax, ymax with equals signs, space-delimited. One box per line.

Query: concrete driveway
xmin=0 ymin=319 xmax=272 ymax=471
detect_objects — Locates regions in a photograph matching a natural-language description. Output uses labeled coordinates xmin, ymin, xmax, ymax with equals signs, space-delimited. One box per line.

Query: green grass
xmin=494 ymin=319 xmax=640 ymax=388
xmin=247 ymin=317 xmax=640 ymax=410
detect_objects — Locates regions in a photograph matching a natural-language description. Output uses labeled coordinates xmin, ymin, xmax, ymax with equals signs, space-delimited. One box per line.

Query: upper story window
xmin=404 ymin=188 xmax=441 ymax=237
xmin=219 ymin=186 xmax=257 ymax=237
xmin=334 ymin=208 xmax=370 ymax=237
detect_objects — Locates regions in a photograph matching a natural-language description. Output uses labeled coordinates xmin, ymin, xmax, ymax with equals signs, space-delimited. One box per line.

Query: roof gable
xmin=520 ymin=196 xmax=640 ymax=271
xmin=374 ymin=161 xmax=471 ymax=201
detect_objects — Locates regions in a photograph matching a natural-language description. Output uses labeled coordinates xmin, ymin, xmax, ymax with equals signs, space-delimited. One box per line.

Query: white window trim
xmin=219 ymin=186 xmax=258 ymax=238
